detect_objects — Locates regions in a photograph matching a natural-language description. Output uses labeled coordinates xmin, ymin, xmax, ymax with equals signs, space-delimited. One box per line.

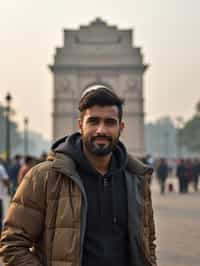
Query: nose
xmin=96 ymin=122 xmax=106 ymax=134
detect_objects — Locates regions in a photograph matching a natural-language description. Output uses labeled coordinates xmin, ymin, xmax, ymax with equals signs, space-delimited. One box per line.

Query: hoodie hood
xmin=52 ymin=132 xmax=128 ymax=176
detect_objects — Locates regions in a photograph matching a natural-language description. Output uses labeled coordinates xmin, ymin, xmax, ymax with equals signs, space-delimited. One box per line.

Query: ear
xmin=78 ymin=118 xmax=82 ymax=133
xmin=120 ymin=121 xmax=125 ymax=133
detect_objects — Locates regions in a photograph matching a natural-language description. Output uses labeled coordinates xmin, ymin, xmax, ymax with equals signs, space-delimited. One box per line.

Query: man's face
xmin=78 ymin=105 xmax=124 ymax=156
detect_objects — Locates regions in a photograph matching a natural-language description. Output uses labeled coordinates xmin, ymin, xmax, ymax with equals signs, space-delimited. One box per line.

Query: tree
xmin=195 ymin=100 xmax=200 ymax=116
xmin=177 ymin=100 xmax=200 ymax=152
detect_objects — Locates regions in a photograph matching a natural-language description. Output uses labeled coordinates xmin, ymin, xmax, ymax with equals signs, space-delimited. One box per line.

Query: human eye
xmin=105 ymin=118 xmax=117 ymax=126
xmin=87 ymin=117 xmax=99 ymax=125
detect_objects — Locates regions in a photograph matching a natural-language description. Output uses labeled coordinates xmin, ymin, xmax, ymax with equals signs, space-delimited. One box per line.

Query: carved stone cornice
xmin=49 ymin=64 xmax=148 ymax=72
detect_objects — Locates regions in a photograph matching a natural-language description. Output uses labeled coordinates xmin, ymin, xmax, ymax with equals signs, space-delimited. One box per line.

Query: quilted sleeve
xmin=0 ymin=163 xmax=48 ymax=266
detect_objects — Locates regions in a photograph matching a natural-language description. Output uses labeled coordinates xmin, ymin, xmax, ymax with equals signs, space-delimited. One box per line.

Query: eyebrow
xmin=86 ymin=116 xmax=118 ymax=122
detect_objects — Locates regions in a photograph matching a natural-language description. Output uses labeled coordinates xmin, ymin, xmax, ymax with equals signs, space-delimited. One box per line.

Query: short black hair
xmin=79 ymin=85 xmax=124 ymax=121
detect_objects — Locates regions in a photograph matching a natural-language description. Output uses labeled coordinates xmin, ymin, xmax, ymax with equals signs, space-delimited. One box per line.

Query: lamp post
xmin=164 ymin=131 xmax=169 ymax=158
xmin=24 ymin=117 xmax=29 ymax=156
xmin=5 ymin=93 xmax=12 ymax=166
xmin=72 ymin=88 xmax=76 ymax=132
xmin=175 ymin=116 xmax=184 ymax=158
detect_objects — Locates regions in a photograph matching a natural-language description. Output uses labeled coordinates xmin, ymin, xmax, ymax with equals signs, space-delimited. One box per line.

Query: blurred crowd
xmin=0 ymin=152 xmax=200 ymax=231
xmin=0 ymin=152 xmax=47 ymax=231
xmin=141 ymin=155 xmax=200 ymax=195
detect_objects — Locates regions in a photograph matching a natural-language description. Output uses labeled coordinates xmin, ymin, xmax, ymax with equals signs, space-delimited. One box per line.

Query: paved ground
xmin=152 ymin=177 xmax=200 ymax=266
xmin=1 ymin=176 xmax=200 ymax=266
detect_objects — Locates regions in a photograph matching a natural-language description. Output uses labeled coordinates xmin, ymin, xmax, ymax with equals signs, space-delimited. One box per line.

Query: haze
xmin=0 ymin=0 xmax=200 ymax=140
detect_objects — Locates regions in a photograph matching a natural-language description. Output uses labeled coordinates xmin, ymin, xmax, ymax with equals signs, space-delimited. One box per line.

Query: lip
xmin=94 ymin=138 xmax=108 ymax=144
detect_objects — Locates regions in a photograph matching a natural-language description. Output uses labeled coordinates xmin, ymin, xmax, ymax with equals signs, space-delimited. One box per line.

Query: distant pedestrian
xmin=0 ymin=158 xmax=9 ymax=231
xmin=192 ymin=158 xmax=200 ymax=192
xmin=156 ymin=158 xmax=168 ymax=194
xmin=37 ymin=152 xmax=47 ymax=163
xmin=184 ymin=159 xmax=193 ymax=193
xmin=176 ymin=159 xmax=187 ymax=193
xmin=8 ymin=155 xmax=21 ymax=196
xmin=17 ymin=156 xmax=34 ymax=185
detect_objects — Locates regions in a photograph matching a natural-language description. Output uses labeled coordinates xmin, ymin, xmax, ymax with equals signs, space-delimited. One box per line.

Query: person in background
xmin=17 ymin=156 xmax=34 ymax=185
xmin=192 ymin=158 xmax=200 ymax=192
xmin=185 ymin=159 xmax=193 ymax=193
xmin=176 ymin=159 xmax=187 ymax=193
xmin=0 ymin=158 xmax=9 ymax=231
xmin=156 ymin=158 xmax=169 ymax=194
xmin=8 ymin=155 xmax=21 ymax=196
xmin=37 ymin=152 xmax=47 ymax=163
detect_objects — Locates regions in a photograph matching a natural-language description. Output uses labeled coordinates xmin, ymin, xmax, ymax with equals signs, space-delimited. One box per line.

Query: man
xmin=192 ymin=158 xmax=200 ymax=192
xmin=0 ymin=85 xmax=157 ymax=266
xmin=17 ymin=155 xmax=35 ymax=185
xmin=156 ymin=158 xmax=168 ymax=194
xmin=176 ymin=159 xmax=187 ymax=193
xmin=0 ymin=157 xmax=9 ymax=231
xmin=8 ymin=154 xmax=21 ymax=196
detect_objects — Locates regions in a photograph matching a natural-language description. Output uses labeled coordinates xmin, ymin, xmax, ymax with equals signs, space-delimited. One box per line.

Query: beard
xmin=83 ymin=134 xmax=119 ymax=156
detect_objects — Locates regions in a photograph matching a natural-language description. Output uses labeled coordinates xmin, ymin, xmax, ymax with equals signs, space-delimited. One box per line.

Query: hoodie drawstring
xmin=111 ymin=176 xmax=117 ymax=225
xmin=98 ymin=176 xmax=103 ymax=218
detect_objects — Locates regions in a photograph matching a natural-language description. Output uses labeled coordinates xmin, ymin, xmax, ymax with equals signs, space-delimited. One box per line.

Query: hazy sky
xmin=0 ymin=0 xmax=200 ymax=140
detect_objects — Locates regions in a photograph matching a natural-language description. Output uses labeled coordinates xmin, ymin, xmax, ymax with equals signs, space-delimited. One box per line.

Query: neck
xmin=83 ymin=146 xmax=112 ymax=175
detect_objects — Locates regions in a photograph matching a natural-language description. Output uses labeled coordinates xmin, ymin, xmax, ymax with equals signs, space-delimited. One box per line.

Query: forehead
xmin=83 ymin=105 xmax=119 ymax=119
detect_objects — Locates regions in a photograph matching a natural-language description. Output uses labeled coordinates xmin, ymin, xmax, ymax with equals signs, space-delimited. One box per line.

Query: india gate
xmin=49 ymin=18 xmax=148 ymax=156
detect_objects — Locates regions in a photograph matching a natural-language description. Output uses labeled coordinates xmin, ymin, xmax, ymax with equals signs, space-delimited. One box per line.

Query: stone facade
xmin=49 ymin=18 xmax=148 ymax=155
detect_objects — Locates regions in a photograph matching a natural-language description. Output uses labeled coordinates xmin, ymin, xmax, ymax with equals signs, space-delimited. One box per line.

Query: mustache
xmin=91 ymin=135 xmax=112 ymax=142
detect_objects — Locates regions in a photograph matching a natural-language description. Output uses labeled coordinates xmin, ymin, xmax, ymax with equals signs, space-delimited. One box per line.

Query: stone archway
xmin=49 ymin=18 xmax=148 ymax=156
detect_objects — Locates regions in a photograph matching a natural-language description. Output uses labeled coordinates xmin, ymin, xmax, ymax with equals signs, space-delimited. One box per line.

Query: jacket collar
xmin=48 ymin=151 xmax=77 ymax=178
xmin=47 ymin=151 xmax=153 ymax=178
xmin=127 ymin=154 xmax=153 ymax=177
